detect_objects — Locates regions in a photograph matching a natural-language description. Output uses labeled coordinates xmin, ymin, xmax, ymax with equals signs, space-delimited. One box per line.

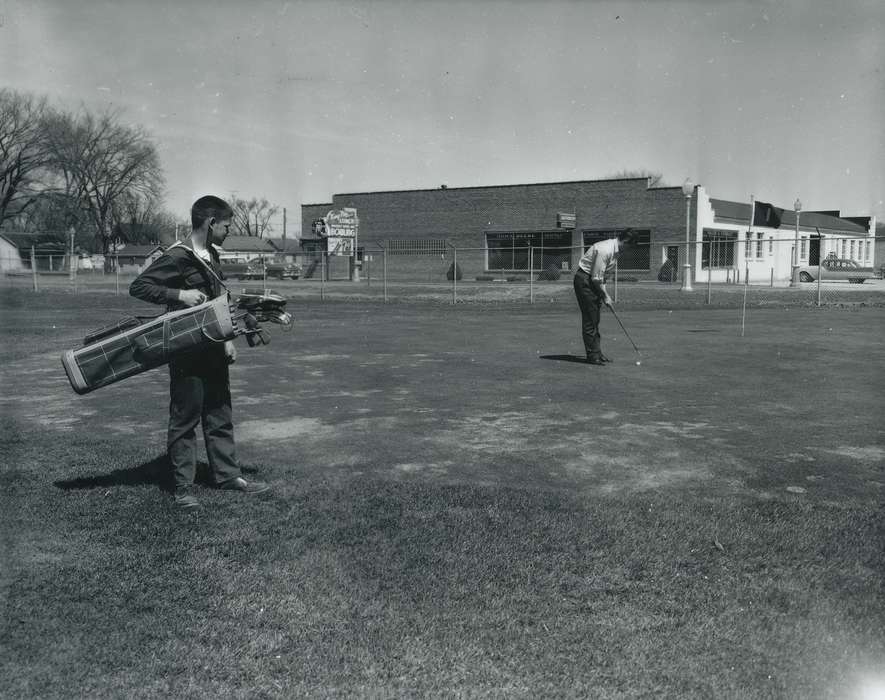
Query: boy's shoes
xmin=586 ymin=355 xmax=606 ymax=366
xmin=218 ymin=477 xmax=270 ymax=494
xmin=600 ymin=353 xmax=613 ymax=363
xmin=173 ymin=490 xmax=200 ymax=509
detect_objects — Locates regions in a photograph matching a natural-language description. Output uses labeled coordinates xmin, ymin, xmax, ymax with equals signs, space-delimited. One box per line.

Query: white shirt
xmin=577 ymin=238 xmax=621 ymax=280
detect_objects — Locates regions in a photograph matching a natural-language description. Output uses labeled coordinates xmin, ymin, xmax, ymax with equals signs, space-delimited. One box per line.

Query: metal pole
xmin=770 ymin=267 xmax=774 ymax=287
xmin=706 ymin=264 xmax=712 ymax=304
xmin=69 ymin=229 xmax=76 ymax=284
xmin=383 ymin=247 xmax=388 ymax=303
xmin=740 ymin=271 xmax=748 ymax=337
xmin=321 ymin=252 xmax=325 ymax=301
xmin=790 ymin=201 xmax=801 ymax=287
xmin=817 ymin=246 xmax=822 ymax=307
xmin=452 ymin=246 xmax=457 ymax=305
xmin=529 ymin=246 xmax=534 ymax=304
xmin=31 ymin=246 xmax=38 ymax=292
xmin=613 ymin=260 xmax=618 ymax=303
xmin=681 ymin=194 xmax=693 ymax=291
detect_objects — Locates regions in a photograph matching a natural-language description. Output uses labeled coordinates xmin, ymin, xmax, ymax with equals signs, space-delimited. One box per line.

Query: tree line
xmin=0 ymin=88 xmax=284 ymax=260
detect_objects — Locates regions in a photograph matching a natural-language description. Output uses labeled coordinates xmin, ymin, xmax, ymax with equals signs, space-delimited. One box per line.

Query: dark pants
xmin=167 ymin=348 xmax=241 ymax=490
xmin=573 ymin=269 xmax=603 ymax=359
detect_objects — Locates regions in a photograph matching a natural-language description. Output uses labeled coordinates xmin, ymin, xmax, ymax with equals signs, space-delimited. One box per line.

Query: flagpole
xmin=747 ymin=194 xmax=755 ymax=284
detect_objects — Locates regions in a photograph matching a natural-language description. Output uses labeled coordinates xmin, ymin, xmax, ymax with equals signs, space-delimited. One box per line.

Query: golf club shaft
xmin=608 ymin=306 xmax=640 ymax=353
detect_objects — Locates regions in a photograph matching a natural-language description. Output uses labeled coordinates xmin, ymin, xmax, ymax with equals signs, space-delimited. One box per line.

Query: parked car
xmin=221 ymin=261 xmax=263 ymax=280
xmin=264 ymin=261 xmax=301 ymax=280
xmin=798 ymin=258 xmax=873 ymax=284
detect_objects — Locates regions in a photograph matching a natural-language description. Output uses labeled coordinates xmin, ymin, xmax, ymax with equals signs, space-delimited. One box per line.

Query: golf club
xmin=607 ymin=305 xmax=641 ymax=355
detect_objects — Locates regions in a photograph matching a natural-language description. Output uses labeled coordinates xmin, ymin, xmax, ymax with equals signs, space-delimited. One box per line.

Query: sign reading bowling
xmin=322 ymin=208 xmax=359 ymax=256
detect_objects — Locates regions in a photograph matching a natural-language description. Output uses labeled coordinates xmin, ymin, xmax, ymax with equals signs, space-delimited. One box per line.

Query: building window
xmin=744 ymin=235 xmax=752 ymax=259
xmin=702 ymin=230 xmax=736 ymax=269
xmin=849 ymin=239 xmax=855 ymax=260
xmin=841 ymin=239 xmax=847 ymax=258
xmin=756 ymin=232 xmax=764 ymax=258
xmin=486 ymin=231 xmax=572 ymax=271
xmin=866 ymin=241 xmax=871 ymax=262
xmin=768 ymin=236 xmax=773 ymax=255
xmin=386 ymin=239 xmax=447 ymax=256
xmin=581 ymin=229 xmax=651 ymax=270
xmin=800 ymin=237 xmax=807 ymax=260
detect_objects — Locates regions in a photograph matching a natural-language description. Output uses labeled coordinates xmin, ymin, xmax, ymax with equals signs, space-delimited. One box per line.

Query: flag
xmin=753 ymin=201 xmax=783 ymax=228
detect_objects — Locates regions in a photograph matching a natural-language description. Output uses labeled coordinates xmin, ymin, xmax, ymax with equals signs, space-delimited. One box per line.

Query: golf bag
xmin=62 ymin=291 xmax=292 ymax=395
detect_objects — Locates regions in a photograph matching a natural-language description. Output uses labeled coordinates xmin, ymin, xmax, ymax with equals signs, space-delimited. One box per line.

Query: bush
xmin=447 ymin=262 xmax=463 ymax=281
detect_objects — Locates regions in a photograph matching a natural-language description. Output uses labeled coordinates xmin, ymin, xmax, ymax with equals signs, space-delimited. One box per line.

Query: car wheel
xmin=799 ymin=271 xmax=813 ymax=282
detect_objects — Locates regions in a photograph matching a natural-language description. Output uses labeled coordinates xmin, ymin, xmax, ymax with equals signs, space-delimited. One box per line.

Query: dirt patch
xmin=237 ymin=416 xmax=331 ymax=442
xmin=823 ymin=446 xmax=885 ymax=463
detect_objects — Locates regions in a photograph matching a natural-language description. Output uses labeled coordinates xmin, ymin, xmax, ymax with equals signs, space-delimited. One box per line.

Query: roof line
xmin=331 ymin=177 xmax=653 ymax=198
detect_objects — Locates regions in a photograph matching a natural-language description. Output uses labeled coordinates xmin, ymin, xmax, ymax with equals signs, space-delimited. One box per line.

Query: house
xmin=215 ymin=235 xmax=277 ymax=264
xmin=267 ymin=237 xmax=302 ymax=264
xmin=0 ymin=232 xmax=69 ymax=272
xmin=114 ymin=244 xmax=163 ymax=273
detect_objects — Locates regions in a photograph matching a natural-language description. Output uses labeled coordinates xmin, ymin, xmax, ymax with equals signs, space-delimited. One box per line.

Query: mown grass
xmin=2 ymin=461 xmax=883 ymax=698
xmin=1 ymin=287 xmax=883 ymax=698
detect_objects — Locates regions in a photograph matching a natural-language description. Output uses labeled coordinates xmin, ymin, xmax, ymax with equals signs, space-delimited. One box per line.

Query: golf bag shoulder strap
xmin=165 ymin=242 xmax=230 ymax=298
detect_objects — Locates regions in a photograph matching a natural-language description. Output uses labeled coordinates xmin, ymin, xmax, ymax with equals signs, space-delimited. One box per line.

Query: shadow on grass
xmin=54 ymin=457 xmax=263 ymax=494
xmin=539 ymin=354 xmax=588 ymax=364
xmin=54 ymin=454 xmax=175 ymax=493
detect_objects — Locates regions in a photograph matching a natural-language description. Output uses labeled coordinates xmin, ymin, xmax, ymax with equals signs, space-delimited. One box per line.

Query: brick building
xmin=302 ymin=177 xmax=875 ymax=283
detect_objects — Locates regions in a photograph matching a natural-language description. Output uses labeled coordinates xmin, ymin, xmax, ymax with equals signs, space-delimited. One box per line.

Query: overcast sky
xmin=2 ymin=0 xmax=883 ymax=234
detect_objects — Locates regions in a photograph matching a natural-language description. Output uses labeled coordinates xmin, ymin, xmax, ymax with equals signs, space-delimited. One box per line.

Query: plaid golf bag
xmin=62 ymin=295 xmax=237 ymax=395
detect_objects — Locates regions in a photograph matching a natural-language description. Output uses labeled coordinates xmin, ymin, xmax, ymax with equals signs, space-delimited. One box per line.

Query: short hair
xmin=617 ymin=228 xmax=639 ymax=245
xmin=191 ymin=195 xmax=234 ymax=230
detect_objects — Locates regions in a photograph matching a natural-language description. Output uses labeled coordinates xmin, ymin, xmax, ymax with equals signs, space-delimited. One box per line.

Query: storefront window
xmin=702 ymin=230 xmax=736 ymax=269
xmin=485 ymin=231 xmax=572 ymax=271
xmin=581 ymin=230 xmax=651 ymax=270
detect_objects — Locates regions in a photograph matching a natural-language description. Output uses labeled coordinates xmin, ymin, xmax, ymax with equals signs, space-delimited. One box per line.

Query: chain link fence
xmin=3 ymin=238 xmax=883 ymax=315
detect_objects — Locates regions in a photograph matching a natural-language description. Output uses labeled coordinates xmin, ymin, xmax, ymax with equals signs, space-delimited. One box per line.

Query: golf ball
xmin=636 ymin=361 xmax=641 ymax=366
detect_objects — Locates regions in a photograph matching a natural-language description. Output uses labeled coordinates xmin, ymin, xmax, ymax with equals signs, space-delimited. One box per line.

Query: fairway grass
xmin=1 ymin=288 xmax=883 ymax=698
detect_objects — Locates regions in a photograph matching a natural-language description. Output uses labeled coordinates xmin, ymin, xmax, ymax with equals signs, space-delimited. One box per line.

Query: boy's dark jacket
xmin=130 ymin=243 xmax=226 ymax=309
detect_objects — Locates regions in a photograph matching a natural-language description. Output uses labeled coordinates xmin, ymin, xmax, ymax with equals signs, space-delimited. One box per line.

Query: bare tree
xmin=0 ymin=89 xmax=54 ymax=226
xmin=606 ymin=169 xmax=669 ymax=188
xmin=113 ymin=191 xmax=180 ymax=246
xmin=45 ymin=108 xmax=164 ymax=260
xmin=230 ymin=196 xmax=279 ymax=238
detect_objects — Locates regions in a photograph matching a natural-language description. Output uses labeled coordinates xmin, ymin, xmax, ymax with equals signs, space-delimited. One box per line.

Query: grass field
xmin=1 ymin=287 xmax=883 ymax=698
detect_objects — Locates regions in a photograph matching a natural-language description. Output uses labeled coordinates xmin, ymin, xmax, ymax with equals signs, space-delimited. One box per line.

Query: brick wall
xmin=302 ymin=180 xmax=696 ymax=281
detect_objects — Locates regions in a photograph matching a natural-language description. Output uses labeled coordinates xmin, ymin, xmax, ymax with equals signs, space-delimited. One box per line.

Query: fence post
xmin=31 ymin=246 xmax=38 ymax=292
xmin=706 ymin=265 xmax=712 ymax=304
xmin=115 ymin=256 xmax=120 ymax=295
xmin=69 ymin=230 xmax=76 ymax=286
xmin=817 ymin=254 xmax=822 ymax=307
xmin=614 ymin=261 xmax=618 ymax=303
xmin=740 ymin=267 xmax=749 ymax=337
xmin=383 ymin=247 xmax=388 ymax=303
xmin=321 ymin=252 xmax=325 ymax=301
xmin=770 ymin=267 xmax=774 ymax=287
xmin=452 ymin=246 xmax=457 ymax=305
xmin=529 ymin=247 xmax=534 ymax=304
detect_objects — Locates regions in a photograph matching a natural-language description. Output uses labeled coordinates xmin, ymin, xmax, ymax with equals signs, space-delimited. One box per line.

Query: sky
xmin=2 ymin=0 xmax=883 ymax=235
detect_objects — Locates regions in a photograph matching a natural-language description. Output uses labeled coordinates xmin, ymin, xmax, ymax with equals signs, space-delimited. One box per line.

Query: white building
xmin=693 ymin=187 xmax=876 ymax=284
